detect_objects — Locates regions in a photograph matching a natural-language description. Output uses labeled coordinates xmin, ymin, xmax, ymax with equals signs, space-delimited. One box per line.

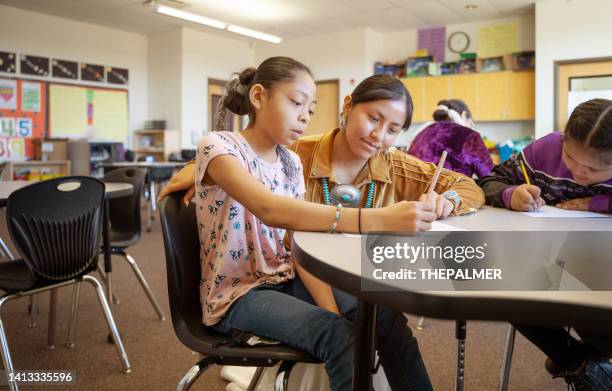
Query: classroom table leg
xmin=353 ymin=299 xmax=377 ymax=391
xmin=102 ymin=198 xmax=113 ymax=306
xmin=498 ymin=325 xmax=516 ymax=391
xmin=455 ymin=320 xmax=467 ymax=391
xmin=146 ymin=176 xmax=153 ymax=232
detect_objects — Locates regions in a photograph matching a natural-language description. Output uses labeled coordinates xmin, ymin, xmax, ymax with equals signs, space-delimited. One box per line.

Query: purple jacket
xmin=478 ymin=132 xmax=612 ymax=213
xmin=408 ymin=121 xmax=494 ymax=178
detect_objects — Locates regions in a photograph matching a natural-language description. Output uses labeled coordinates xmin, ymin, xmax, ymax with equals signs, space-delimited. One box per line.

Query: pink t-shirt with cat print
xmin=195 ymin=131 xmax=305 ymax=326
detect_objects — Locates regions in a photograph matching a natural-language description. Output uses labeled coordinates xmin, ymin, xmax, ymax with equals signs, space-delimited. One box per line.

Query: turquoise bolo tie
xmin=321 ymin=178 xmax=376 ymax=208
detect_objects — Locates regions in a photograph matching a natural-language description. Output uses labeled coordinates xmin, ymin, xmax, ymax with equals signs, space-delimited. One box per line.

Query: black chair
xmin=159 ymin=192 xmax=320 ymax=391
xmin=100 ymin=167 xmax=165 ymax=320
xmin=124 ymin=149 xmax=136 ymax=162
xmin=0 ymin=177 xmax=131 ymax=391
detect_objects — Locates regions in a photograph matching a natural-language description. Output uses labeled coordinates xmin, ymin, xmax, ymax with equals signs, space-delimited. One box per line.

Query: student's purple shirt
xmin=408 ymin=121 xmax=494 ymax=178
xmin=500 ymin=132 xmax=612 ymax=212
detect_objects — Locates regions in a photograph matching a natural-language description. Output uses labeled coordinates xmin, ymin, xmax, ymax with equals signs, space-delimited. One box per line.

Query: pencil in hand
xmin=426 ymin=150 xmax=448 ymax=202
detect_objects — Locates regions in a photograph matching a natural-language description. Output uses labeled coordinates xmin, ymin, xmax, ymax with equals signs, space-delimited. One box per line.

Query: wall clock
xmin=448 ymin=31 xmax=470 ymax=54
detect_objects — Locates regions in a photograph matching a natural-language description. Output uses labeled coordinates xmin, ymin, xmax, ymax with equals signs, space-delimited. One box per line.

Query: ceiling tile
xmin=401 ymin=1 xmax=464 ymax=25
xmin=439 ymin=0 xmax=503 ymax=22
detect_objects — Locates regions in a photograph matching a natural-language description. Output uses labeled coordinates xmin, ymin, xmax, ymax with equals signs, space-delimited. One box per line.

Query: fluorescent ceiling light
xmin=154 ymin=4 xmax=282 ymax=44
xmin=156 ymin=5 xmax=226 ymax=30
xmin=227 ymin=25 xmax=282 ymax=44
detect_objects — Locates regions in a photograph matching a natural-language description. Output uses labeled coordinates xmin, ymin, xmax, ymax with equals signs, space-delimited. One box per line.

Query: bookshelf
xmin=0 ymin=160 xmax=71 ymax=181
xmin=133 ymin=129 xmax=180 ymax=161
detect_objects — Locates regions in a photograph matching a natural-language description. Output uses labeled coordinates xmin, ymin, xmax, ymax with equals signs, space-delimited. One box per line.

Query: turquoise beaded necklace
xmin=321 ymin=178 xmax=376 ymax=208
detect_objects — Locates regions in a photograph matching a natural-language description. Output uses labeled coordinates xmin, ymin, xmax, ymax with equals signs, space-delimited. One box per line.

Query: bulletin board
xmin=0 ymin=78 xmax=46 ymax=160
xmin=48 ymin=83 xmax=128 ymax=142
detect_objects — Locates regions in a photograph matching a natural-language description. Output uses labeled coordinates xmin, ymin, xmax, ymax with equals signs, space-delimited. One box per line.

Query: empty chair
xmin=0 ymin=177 xmax=131 ymax=391
xmin=102 ymin=167 xmax=165 ymax=320
xmin=159 ymin=191 xmax=321 ymax=391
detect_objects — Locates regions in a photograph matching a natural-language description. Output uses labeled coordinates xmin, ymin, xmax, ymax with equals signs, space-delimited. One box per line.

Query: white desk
xmin=292 ymin=206 xmax=612 ymax=391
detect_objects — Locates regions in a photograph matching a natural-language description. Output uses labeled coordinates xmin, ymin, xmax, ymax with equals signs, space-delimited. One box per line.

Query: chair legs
xmin=46 ymin=289 xmax=58 ymax=350
xmin=0 ymin=238 xmax=15 ymax=260
xmin=27 ymin=295 xmax=39 ymax=328
xmin=81 ymin=275 xmax=131 ymax=373
xmin=122 ymin=252 xmax=165 ymax=321
xmin=498 ymin=324 xmax=516 ymax=391
xmin=275 ymin=361 xmax=296 ymax=391
xmin=177 ymin=356 xmax=215 ymax=391
xmin=0 ymin=276 xmax=130 ymax=391
xmin=247 ymin=367 xmax=265 ymax=391
xmin=66 ymin=282 xmax=81 ymax=348
xmin=97 ymin=261 xmax=120 ymax=304
xmin=0 ymin=297 xmax=18 ymax=391
xmin=416 ymin=316 xmax=426 ymax=330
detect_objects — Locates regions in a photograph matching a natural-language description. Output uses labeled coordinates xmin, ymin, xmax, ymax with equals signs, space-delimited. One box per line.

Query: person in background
xmin=479 ymin=98 xmax=612 ymax=390
xmin=408 ymin=99 xmax=494 ymax=178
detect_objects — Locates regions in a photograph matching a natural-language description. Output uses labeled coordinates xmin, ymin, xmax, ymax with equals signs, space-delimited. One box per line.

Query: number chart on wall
xmin=48 ymin=83 xmax=128 ymax=143
xmin=0 ymin=78 xmax=46 ymax=160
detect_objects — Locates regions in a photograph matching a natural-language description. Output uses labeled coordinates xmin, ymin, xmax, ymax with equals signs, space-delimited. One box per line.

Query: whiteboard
xmin=49 ymin=83 xmax=128 ymax=142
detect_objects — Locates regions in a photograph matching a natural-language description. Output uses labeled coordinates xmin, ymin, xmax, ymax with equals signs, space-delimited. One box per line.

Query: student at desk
xmin=161 ymin=71 xmax=485 ymax=390
xmin=478 ymin=99 xmax=612 ymax=389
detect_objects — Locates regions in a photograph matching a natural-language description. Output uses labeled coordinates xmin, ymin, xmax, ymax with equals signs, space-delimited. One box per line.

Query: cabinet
xmin=133 ymin=129 xmax=180 ymax=161
xmin=400 ymin=70 xmax=534 ymax=123
xmin=0 ymin=160 xmax=71 ymax=180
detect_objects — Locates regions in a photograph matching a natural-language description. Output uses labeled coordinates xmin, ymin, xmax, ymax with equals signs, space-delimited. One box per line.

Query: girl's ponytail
xmin=214 ymin=67 xmax=257 ymax=131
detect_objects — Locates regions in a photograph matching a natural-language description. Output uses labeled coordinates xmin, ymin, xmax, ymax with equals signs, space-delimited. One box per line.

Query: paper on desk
xmin=431 ymin=221 xmax=467 ymax=231
xmin=522 ymin=205 xmax=610 ymax=218
xmin=341 ymin=220 xmax=466 ymax=237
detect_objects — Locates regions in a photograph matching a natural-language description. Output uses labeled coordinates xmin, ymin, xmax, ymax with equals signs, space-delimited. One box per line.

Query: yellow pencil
xmin=519 ymin=160 xmax=531 ymax=185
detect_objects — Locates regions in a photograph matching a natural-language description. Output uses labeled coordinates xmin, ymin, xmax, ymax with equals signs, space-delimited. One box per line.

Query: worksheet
xmin=522 ymin=205 xmax=610 ymax=218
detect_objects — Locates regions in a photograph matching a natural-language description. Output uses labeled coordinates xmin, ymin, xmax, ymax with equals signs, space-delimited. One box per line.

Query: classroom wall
xmin=254 ymin=28 xmax=379 ymax=109
xmin=148 ymin=29 xmax=182 ymax=136
xmin=381 ymin=14 xmax=535 ymax=64
xmin=0 ymin=4 xmax=148 ymax=144
xmin=181 ymin=28 xmax=255 ymax=148
xmin=535 ymin=0 xmax=612 ymax=138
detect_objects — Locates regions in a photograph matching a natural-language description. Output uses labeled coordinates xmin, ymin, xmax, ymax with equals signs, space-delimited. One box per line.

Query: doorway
xmin=305 ymin=79 xmax=340 ymax=136
xmin=555 ymin=58 xmax=612 ymax=130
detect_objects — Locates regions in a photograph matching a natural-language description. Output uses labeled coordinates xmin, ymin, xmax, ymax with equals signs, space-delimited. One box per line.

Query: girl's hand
xmin=556 ymin=197 xmax=591 ymax=211
xmin=158 ymin=163 xmax=197 ymax=205
xmin=373 ymin=200 xmax=437 ymax=232
xmin=418 ymin=191 xmax=454 ymax=219
xmin=510 ymin=184 xmax=546 ymax=212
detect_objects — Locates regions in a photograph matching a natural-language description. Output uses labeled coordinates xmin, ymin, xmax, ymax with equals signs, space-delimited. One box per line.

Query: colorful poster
xmin=0 ymin=79 xmax=17 ymax=110
xmin=478 ymin=22 xmax=518 ymax=58
xmin=16 ymin=118 xmax=33 ymax=137
xmin=417 ymin=27 xmax=446 ymax=63
xmin=0 ymin=117 xmax=16 ymax=137
xmin=21 ymin=81 xmax=41 ymax=112
xmin=0 ymin=137 xmax=26 ymax=160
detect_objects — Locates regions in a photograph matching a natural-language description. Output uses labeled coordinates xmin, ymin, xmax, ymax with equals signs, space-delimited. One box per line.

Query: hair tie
xmin=436 ymin=104 xmax=450 ymax=112
xmin=236 ymin=83 xmax=248 ymax=96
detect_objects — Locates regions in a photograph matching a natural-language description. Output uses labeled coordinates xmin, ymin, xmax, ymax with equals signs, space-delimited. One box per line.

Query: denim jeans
xmin=212 ymin=275 xmax=433 ymax=391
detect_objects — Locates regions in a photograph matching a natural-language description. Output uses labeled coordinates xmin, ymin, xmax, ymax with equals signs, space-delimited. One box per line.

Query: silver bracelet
xmin=328 ymin=204 xmax=343 ymax=233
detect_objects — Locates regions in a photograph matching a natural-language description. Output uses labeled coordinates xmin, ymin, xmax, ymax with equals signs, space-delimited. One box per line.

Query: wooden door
xmin=556 ymin=58 xmax=612 ymax=130
xmin=305 ymin=79 xmax=339 ymax=136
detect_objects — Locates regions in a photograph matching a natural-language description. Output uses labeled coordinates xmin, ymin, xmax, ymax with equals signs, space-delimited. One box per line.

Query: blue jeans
xmin=212 ymin=276 xmax=433 ymax=391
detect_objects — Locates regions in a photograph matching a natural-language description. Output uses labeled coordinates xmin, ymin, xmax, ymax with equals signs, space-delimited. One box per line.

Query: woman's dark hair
xmin=214 ymin=56 xmax=313 ymax=181
xmin=350 ymin=74 xmax=414 ymax=129
xmin=433 ymin=99 xmax=472 ymax=122
xmin=565 ymin=98 xmax=612 ymax=164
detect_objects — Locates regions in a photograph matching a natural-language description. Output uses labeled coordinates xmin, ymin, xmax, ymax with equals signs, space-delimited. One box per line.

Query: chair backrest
xmin=103 ymin=167 xmax=146 ymax=242
xmin=159 ymin=192 xmax=204 ymax=339
xmin=124 ymin=150 xmax=136 ymax=162
xmin=6 ymin=176 xmax=105 ymax=281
